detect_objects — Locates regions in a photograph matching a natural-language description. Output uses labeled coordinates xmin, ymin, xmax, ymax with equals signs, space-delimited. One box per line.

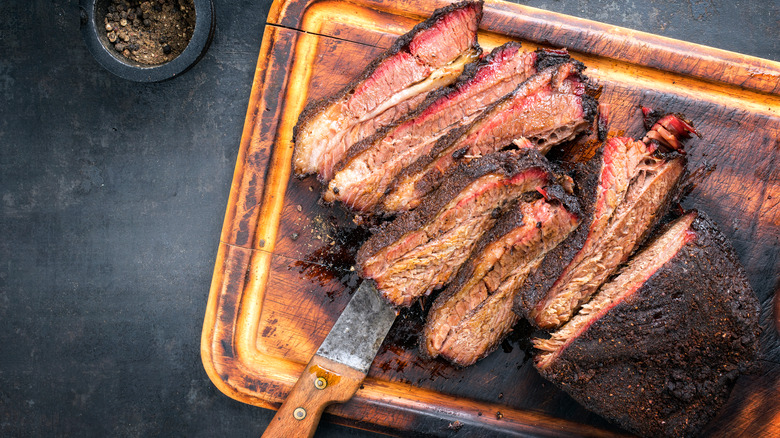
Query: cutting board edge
xmin=268 ymin=0 xmax=780 ymax=95
xmin=201 ymin=240 xmax=628 ymax=436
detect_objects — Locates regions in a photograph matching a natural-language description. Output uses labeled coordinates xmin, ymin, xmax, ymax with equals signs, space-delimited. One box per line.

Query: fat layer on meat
xmin=323 ymin=42 xmax=541 ymax=212
xmin=292 ymin=0 xmax=483 ymax=180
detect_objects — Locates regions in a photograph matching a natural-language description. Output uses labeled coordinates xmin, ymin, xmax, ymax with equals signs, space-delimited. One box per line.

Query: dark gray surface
xmin=0 ymin=0 xmax=777 ymax=437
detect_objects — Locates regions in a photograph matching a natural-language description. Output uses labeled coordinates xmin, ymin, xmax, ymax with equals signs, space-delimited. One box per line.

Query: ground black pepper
xmin=102 ymin=0 xmax=195 ymax=65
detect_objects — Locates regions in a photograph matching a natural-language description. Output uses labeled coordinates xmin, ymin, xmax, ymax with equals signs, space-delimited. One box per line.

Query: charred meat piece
xmin=641 ymin=108 xmax=700 ymax=152
xmin=534 ymin=211 xmax=760 ymax=438
xmin=357 ymin=150 xmax=562 ymax=307
xmin=292 ymin=0 xmax=483 ymax=180
xmin=519 ymin=131 xmax=690 ymax=329
xmin=382 ymin=57 xmax=597 ymax=214
xmin=422 ymin=191 xmax=580 ymax=366
xmin=324 ymin=43 xmax=542 ymax=212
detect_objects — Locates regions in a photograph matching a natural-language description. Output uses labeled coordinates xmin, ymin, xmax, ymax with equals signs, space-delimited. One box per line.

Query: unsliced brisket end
xmin=421 ymin=193 xmax=580 ymax=366
xmin=533 ymin=211 xmax=761 ymax=438
xmin=324 ymin=42 xmax=541 ymax=211
xmin=526 ymin=136 xmax=686 ymax=329
xmin=381 ymin=58 xmax=597 ymax=214
xmin=292 ymin=0 xmax=483 ymax=180
xmin=356 ymin=150 xmax=559 ymax=307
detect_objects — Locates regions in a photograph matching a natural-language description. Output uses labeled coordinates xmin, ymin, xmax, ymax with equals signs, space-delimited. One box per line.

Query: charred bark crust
xmin=537 ymin=211 xmax=760 ymax=438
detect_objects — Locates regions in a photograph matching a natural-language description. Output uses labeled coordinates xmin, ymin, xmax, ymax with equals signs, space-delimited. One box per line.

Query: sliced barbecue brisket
xmin=516 ymin=119 xmax=694 ymax=329
xmin=422 ymin=191 xmax=580 ymax=366
xmin=381 ymin=57 xmax=597 ymax=214
xmin=292 ymin=0 xmax=483 ymax=180
xmin=534 ymin=211 xmax=760 ymax=438
xmin=357 ymin=150 xmax=562 ymax=307
xmin=324 ymin=43 xmax=543 ymax=211
xmin=641 ymin=107 xmax=700 ymax=152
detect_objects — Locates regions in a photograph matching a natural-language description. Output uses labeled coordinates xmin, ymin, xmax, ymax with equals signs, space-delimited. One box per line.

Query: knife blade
xmin=261 ymin=279 xmax=398 ymax=438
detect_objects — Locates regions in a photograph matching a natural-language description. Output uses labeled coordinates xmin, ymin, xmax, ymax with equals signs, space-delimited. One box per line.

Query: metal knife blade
xmin=316 ymin=279 xmax=398 ymax=374
xmin=261 ymin=280 xmax=397 ymax=437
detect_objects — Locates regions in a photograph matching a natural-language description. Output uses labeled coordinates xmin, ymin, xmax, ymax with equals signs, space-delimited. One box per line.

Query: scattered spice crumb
xmin=447 ymin=420 xmax=462 ymax=431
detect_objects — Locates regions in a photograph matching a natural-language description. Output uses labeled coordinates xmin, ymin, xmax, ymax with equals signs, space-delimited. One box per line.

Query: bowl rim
xmin=79 ymin=0 xmax=215 ymax=82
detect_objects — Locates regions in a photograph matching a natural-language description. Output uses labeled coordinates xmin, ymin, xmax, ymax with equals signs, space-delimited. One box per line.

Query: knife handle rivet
xmin=314 ymin=377 xmax=328 ymax=390
xmin=293 ymin=407 xmax=306 ymax=420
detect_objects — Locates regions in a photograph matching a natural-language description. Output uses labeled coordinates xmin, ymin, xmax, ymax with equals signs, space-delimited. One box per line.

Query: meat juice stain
xmin=379 ymin=304 xmax=427 ymax=354
xmin=549 ymin=137 xmax=602 ymax=163
xmin=291 ymin=219 xmax=371 ymax=301
xmin=373 ymin=303 xmax=460 ymax=382
xmin=261 ymin=325 xmax=276 ymax=338
xmin=375 ymin=305 xmax=426 ymax=375
xmin=500 ymin=318 xmax=537 ymax=368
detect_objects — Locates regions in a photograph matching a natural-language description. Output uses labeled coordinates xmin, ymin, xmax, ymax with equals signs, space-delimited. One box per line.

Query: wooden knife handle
xmin=261 ymin=355 xmax=365 ymax=438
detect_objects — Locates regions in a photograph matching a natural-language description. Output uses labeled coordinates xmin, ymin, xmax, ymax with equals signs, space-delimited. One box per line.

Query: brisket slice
xmin=292 ymin=0 xmax=483 ymax=180
xmin=520 ymin=136 xmax=687 ymax=329
xmin=513 ymin=151 xmax=601 ymax=321
xmin=323 ymin=43 xmax=542 ymax=212
xmin=641 ymin=107 xmax=700 ymax=152
xmin=357 ymin=149 xmax=562 ymax=307
xmin=381 ymin=57 xmax=597 ymax=214
xmin=421 ymin=191 xmax=580 ymax=366
xmin=533 ymin=211 xmax=761 ymax=438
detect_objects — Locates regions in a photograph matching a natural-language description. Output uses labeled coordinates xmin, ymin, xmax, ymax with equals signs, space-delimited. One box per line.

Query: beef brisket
xmin=381 ymin=58 xmax=597 ymax=214
xmin=533 ymin=211 xmax=761 ymax=438
xmin=323 ymin=43 xmax=543 ymax=212
xmin=292 ymin=0 xmax=483 ymax=180
xmin=357 ymin=150 xmax=562 ymax=307
xmin=641 ymin=107 xmax=700 ymax=152
xmin=518 ymin=133 xmax=688 ymax=329
xmin=421 ymin=192 xmax=580 ymax=366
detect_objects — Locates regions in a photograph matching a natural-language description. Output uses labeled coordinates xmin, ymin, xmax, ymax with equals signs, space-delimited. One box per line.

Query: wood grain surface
xmin=201 ymin=0 xmax=780 ymax=436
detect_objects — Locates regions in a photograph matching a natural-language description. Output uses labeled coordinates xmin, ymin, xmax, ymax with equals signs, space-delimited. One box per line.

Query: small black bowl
xmin=80 ymin=0 xmax=215 ymax=82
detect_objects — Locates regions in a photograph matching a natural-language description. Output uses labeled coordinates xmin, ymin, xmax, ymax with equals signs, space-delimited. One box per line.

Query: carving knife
xmin=261 ymin=279 xmax=397 ymax=437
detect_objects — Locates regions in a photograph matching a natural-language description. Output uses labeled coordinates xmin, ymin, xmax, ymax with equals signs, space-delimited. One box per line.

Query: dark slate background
xmin=1 ymin=0 xmax=778 ymax=437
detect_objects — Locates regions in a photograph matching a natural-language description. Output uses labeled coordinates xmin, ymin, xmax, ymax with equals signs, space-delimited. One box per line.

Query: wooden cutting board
xmin=201 ymin=0 xmax=780 ymax=435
